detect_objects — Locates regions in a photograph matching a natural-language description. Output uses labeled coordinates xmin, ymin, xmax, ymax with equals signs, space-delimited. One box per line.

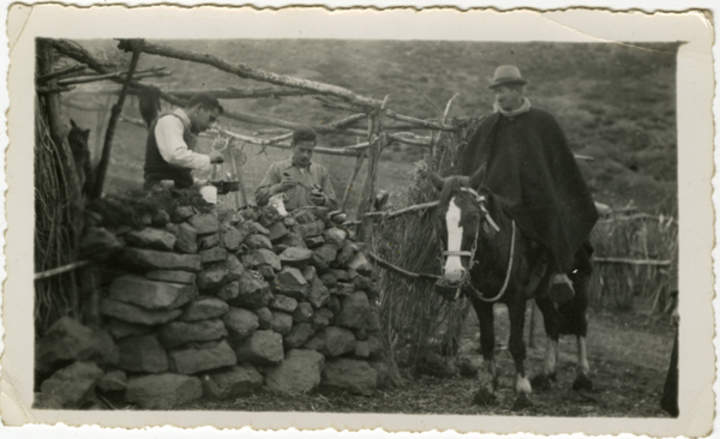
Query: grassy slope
xmin=63 ymin=40 xmax=678 ymax=214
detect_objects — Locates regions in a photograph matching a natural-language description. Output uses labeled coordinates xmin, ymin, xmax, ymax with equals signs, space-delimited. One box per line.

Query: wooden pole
xmin=136 ymin=40 xmax=383 ymax=108
xmin=89 ymin=42 xmax=143 ymax=199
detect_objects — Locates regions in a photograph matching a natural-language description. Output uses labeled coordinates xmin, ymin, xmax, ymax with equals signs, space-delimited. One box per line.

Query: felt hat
xmin=488 ymin=65 xmax=527 ymax=89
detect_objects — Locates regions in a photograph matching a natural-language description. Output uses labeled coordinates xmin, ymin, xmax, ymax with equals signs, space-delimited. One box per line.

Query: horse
xmin=427 ymin=169 xmax=593 ymax=408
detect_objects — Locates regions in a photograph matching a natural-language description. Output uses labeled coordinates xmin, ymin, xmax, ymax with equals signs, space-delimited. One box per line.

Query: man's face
xmin=190 ymin=106 xmax=219 ymax=133
xmin=492 ymin=84 xmax=525 ymax=112
xmin=292 ymin=141 xmax=315 ymax=167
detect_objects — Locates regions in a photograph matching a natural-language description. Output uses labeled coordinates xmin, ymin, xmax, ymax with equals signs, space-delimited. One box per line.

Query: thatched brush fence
xmin=589 ymin=214 xmax=677 ymax=312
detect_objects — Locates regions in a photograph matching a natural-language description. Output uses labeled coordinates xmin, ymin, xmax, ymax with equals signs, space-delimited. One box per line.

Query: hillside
xmin=62 ymin=39 xmax=679 ymax=214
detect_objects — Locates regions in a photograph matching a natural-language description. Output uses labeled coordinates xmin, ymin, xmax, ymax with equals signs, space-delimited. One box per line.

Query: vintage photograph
xmin=4 ymin=4 xmax=714 ymax=436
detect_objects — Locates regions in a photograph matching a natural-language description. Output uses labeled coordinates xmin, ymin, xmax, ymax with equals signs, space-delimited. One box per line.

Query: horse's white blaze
xmin=544 ymin=337 xmax=559 ymax=375
xmin=444 ymin=197 xmax=465 ymax=282
xmin=515 ymin=374 xmax=532 ymax=394
xmin=269 ymin=193 xmax=289 ymax=217
xmin=576 ymin=336 xmax=590 ymax=375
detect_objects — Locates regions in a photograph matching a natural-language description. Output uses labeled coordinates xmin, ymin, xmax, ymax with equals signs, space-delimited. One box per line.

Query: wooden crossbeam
xmin=133 ymin=40 xmax=383 ymax=108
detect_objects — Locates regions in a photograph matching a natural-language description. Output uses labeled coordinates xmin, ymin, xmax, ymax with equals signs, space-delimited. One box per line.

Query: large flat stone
xmin=189 ymin=213 xmax=219 ymax=235
xmin=169 ymin=340 xmax=237 ymax=374
xmin=200 ymin=246 xmax=228 ymax=265
xmin=284 ymin=322 xmax=315 ymax=349
xmin=270 ymin=312 xmax=293 ymax=336
xmin=271 ymin=294 xmax=298 ymax=313
xmin=242 ymin=249 xmax=281 ymax=271
xmin=222 ymin=226 xmax=243 ymax=251
xmin=335 ymin=291 xmax=372 ymax=330
xmin=323 ymin=358 xmax=377 ymax=395
xmin=275 ymin=267 xmax=308 ymax=299
xmin=101 ymin=298 xmax=182 ymax=326
xmin=198 ymin=233 xmax=220 ymax=250
xmin=36 ymin=317 xmax=119 ymax=373
xmin=226 ymin=254 xmax=246 ymax=281
xmin=279 ymin=247 xmax=313 ymax=266
xmin=202 ymin=365 xmax=263 ymax=400
xmin=223 ymin=307 xmax=259 ymax=340
xmin=197 ymin=263 xmax=230 ymax=291
xmin=126 ymin=373 xmax=202 ymax=409
xmin=106 ymin=319 xmax=153 ymax=340
xmin=266 ymin=349 xmax=325 ymax=395
xmin=297 ymin=219 xmax=325 ymax=238
xmin=181 ymin=297 xmax=230 ymax=321
xmin=120 ymin=248 xmax=202 ymax=272
xmin=293 ymin=302 xmax=314 ymax=323
xmin=323 ymin=228 xmax=348 ymax=247
xmin=308 ymin=277 xmax=330 ymax=308
xmin=98 ymin=369 xmax=127 ymax=393
xmin=312 ymin=244 xmax=338 ymax=271
xmin=79 ymin=227 xmax=123 ymax=259
xmin=108 ymin=275 xmax=197 ymax=310
xmin=172 ymin=206 xmax=195 ymax=223
xmin=145 ymin=270 xmax=197 ymax=285
xmin=233 ymin=330 xmax=284 ymax=366
xmin=324 ymin=326 xmax=357 ymax=357
xmin=159 ymin=319 xmax=227 ymax=349
xmin=175 ymin=223 xmax=198 ymax=254
xmin=125 ymin=228 xmax=176 ymax=251
xmin=216 ymin=280 xmax=240 ymax=302
xmin=245 ymin=234 xmax=272 ymax=250
xmin=231 ymin=270 xmax=272 ymax=309
xmin=268 ymin=221 xmax=289 ymax=242
xmin=312 ymin=308 xmax=334 ymax=329
xmin=117 ymin=335 xmax=168 ymax=373
xmin=39 ymin=361 xmax=104 ymax=408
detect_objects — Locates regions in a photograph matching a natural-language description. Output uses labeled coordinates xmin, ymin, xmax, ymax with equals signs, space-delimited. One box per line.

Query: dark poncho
xmin=453 ymin=108 xmax=598 ymax=272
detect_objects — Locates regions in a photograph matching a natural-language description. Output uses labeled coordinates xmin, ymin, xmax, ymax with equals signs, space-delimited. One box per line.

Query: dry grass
xmin=589 ymin=214 xmax=678 ymax=311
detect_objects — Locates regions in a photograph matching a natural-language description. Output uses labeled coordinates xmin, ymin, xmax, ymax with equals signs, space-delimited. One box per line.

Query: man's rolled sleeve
xmin=155 ymin=116 xmax=211 ymax=171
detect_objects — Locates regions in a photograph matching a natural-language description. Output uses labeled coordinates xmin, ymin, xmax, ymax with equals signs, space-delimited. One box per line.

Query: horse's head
xmin=429 ymin=168 xmax=501 ymax=288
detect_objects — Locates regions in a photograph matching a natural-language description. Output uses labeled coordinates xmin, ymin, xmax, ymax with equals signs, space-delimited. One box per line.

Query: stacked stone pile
xmin=35 ymin=198 xmax=386 ymax=409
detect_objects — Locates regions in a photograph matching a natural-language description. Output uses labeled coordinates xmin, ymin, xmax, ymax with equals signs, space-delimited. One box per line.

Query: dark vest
xmin=144 ymin=112 xmax=195 ymax=189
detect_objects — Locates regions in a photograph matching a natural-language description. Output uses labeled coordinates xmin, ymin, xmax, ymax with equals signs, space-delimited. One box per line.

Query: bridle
xmin=440 ymin=187 xmax=516 ymax=303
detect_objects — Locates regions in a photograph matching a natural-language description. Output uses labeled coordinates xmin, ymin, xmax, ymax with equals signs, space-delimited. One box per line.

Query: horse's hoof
xmin=472 ymin=387 xmax=497 ymax=406
xmin=512 ymin=393 xmax=533 ymax=410
xmin=530 ymin=374 xmax=553 ymax=392
xmin=572 ymin=373 xmax=593 ymax=392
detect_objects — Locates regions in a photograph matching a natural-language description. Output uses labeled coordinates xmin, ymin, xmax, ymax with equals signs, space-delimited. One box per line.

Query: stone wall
xmin=35 ymin=196 xmax=387 ymax=409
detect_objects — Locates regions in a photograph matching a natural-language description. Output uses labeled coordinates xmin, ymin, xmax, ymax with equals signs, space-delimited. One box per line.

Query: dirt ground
xmin=180 ymin=303 xmax=675 ymax=417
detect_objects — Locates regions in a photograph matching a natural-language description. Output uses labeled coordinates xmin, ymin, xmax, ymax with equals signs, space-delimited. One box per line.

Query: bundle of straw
xmin=372 ymin=119 xmax=478 ymax=377
xmin=34 ymin=98 xmax=84 ymax=332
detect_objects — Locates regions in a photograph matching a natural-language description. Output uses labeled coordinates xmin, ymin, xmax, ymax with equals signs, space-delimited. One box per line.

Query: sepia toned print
xmin=3 ymin=5 xmax=714 ymax=437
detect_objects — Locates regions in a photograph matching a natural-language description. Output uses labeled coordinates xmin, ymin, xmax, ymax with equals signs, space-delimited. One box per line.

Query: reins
xmin=443 ymin=187 xmax=516 ymax=303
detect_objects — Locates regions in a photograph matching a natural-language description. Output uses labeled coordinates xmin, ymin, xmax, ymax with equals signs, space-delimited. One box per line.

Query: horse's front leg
xmin=471 ymin=299 xmax=498 ymax=406
xmin=508 ymin=298 xmax=532 ymax=409
xmin=572 ymin=335 xmax=593 ymax=391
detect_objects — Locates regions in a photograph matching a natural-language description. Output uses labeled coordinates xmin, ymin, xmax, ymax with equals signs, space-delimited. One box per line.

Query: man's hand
xmin=310 ymin=190 xmax=327 ymax=206
xmin=209 ymin=150 xmax=224 ymax=164
xmin=274 ymin=179 xmax=299 ymax=194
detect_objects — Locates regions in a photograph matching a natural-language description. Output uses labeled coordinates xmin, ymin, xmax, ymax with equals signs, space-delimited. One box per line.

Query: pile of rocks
xmin=35 ymin=199 xmax=386 ymax=409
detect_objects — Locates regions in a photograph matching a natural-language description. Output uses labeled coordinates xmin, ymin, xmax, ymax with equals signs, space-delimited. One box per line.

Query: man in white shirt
xmin=143 ymin=93 xmax=225 ymax=189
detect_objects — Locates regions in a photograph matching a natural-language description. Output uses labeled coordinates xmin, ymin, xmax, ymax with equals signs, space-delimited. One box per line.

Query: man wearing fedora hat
xmin=451 ymin=64 xmax=598 ymax=304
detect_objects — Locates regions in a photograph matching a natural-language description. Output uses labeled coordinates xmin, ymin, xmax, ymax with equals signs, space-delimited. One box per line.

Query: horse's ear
xmin=70 ymin=119 xmax=78 ymax=128
xmin=428 ymin=171 xmax=445 ymax=191
xmin=468 ymin=164 xmax=487 ymax=189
